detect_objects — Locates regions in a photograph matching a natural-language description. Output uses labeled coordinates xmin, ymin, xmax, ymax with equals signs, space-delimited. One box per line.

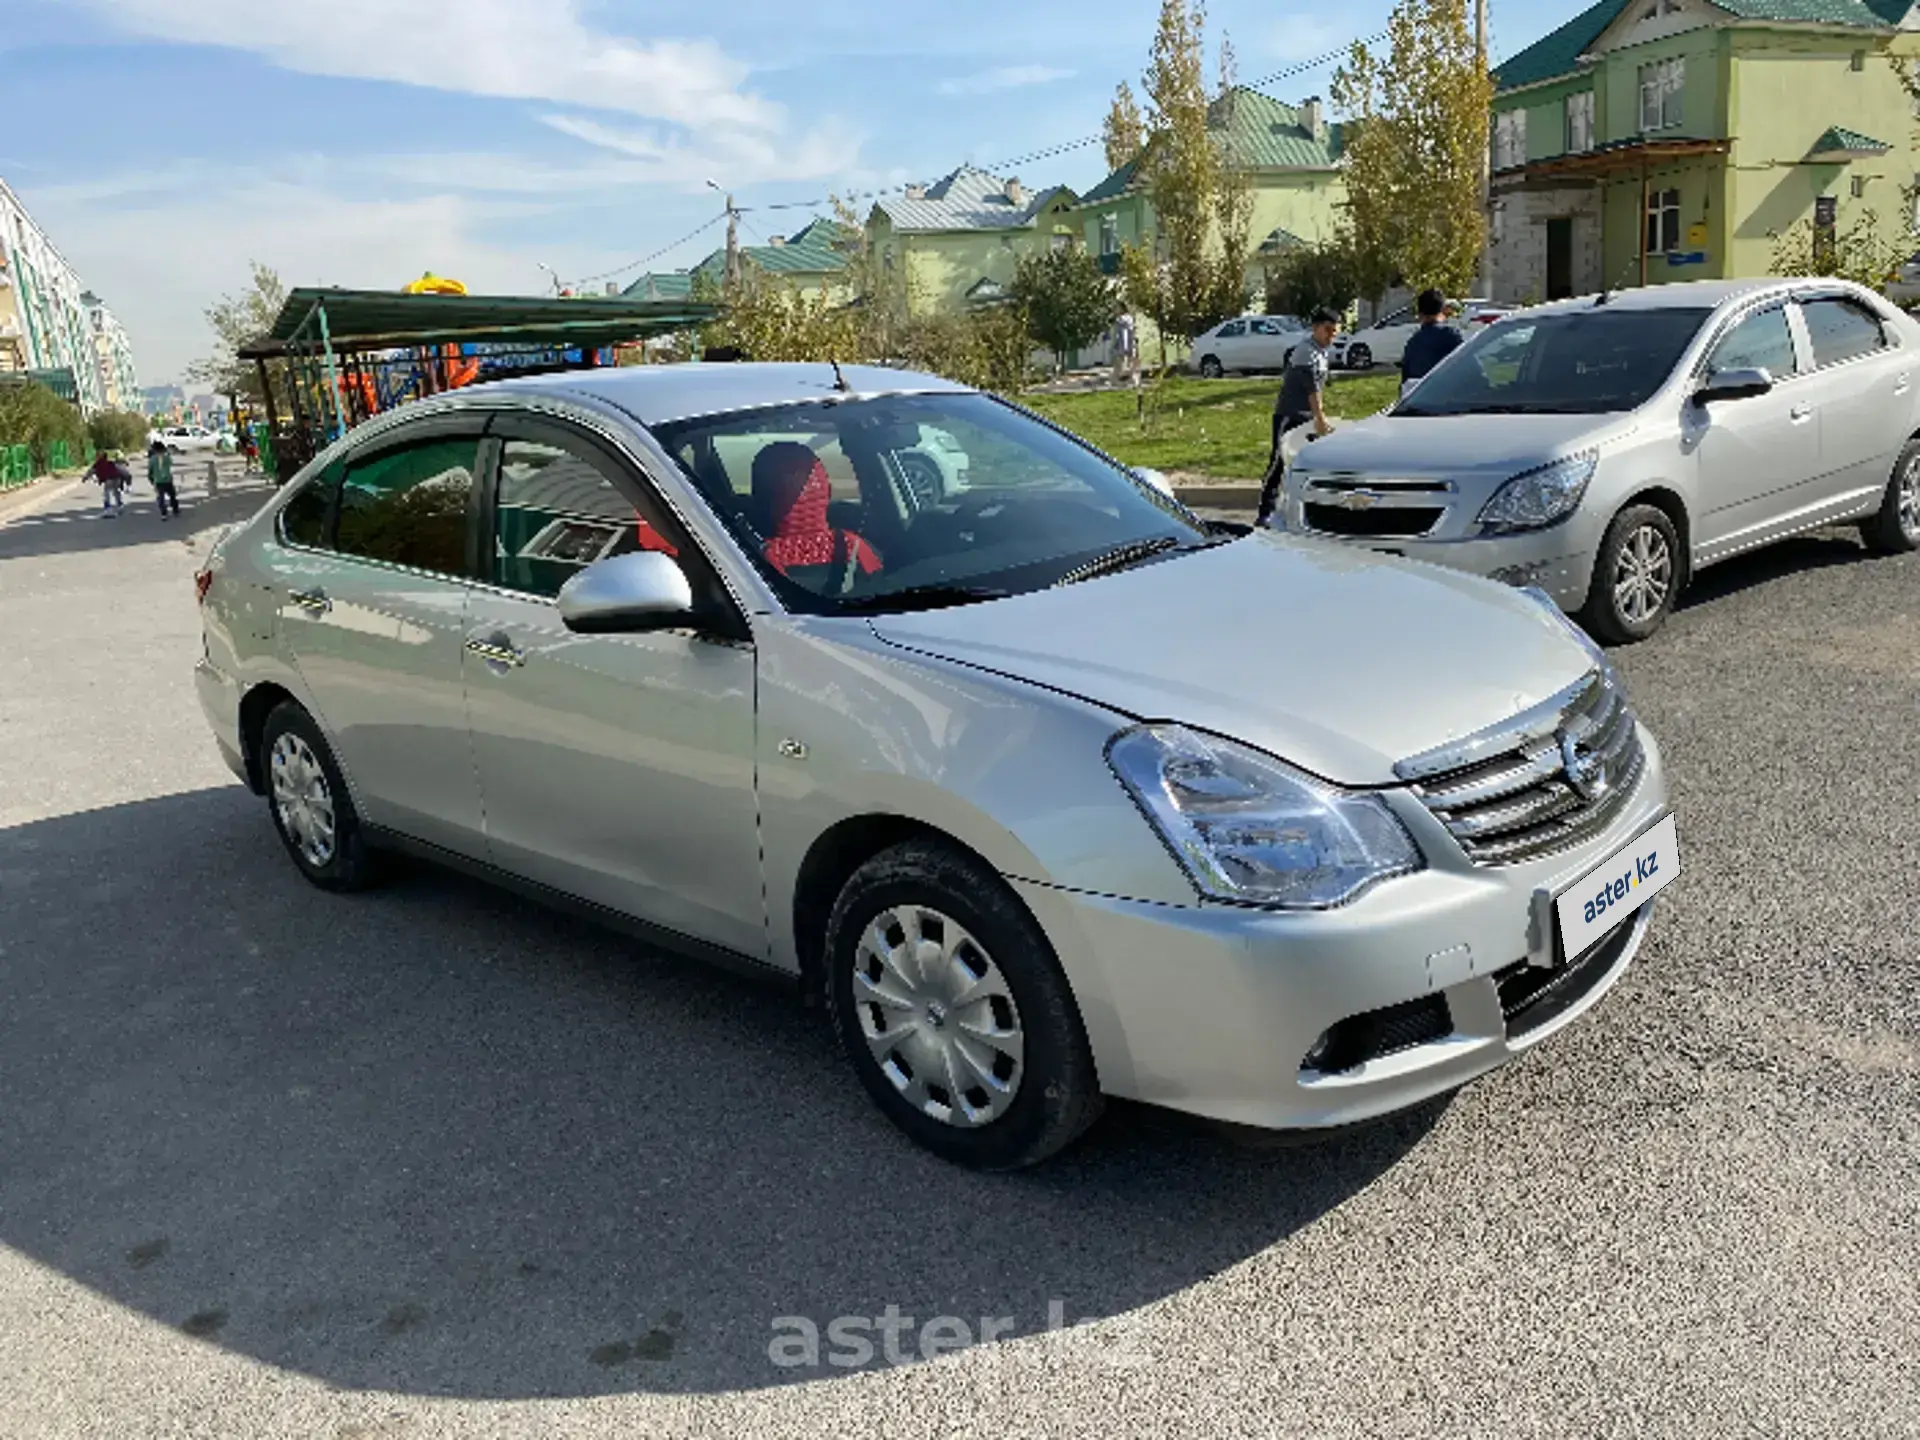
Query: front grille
xmin=1495 ymin=907 xmax=1640 ymax=1037
xmin=1396 ymin=671 xmax=1645 ymax=866
xmin=1302 ymin=503 xmax=1445 ymax=537
xmin=1302 ymin=993 xmax=1453 ymax=1075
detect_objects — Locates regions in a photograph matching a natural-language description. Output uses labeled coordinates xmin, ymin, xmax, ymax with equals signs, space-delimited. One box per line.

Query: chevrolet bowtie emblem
xmin=1336 ymin=490 xmax=1381 ymax=510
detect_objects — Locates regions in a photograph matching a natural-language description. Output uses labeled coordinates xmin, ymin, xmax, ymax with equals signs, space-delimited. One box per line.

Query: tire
xmin=1581 ymin=503 xmax=1681 ymax=645
xmin=1198 ymin=355 xmax=1224 ymax=379
xmin=1861 ymin=437 xmax=1920 ymax=555
xmin=1346 ymin=344 xmax=1372 ymax=371
xmin=826 ymin=839 xmax=1103 ymax=1170
xmin=259 ymin=701 xmax=381 ymax=891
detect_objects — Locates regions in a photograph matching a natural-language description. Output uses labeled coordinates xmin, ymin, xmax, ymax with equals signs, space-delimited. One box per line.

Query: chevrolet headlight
xmin=1107 ymin=725 xmax=1422 ymax=908
xmin=1478 ymin=453 xmax=1596 ymax=534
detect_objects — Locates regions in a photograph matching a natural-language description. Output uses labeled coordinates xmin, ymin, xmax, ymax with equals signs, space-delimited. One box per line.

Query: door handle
xmin=465 ymin=637 xmax=525 ymax=669
xmin=1789 ymin=404 xmax=1812 ymax=422
xmin=289 ymin=589 xmax=330 ymax=614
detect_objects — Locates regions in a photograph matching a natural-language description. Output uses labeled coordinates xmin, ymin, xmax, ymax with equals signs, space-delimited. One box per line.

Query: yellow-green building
xmin=1489 ymin=0 xmax=1920 ymax=301
xmin=1070 ymin=87 xmax=1348 ymax=293
xmin=865 ymin=168 xmax=1082 ymax=315
xmin=626 ymin=217 xmax=854 ymax=306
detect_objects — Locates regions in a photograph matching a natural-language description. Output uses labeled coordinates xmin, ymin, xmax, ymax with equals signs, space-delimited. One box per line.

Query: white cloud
xmin=1265 ymin=14 xmax=1348 ymax=65
xmin=936 ymin=65 xmax=1075 ymax=97
xmin=68 ymin=0 xmax=778 ymax=128
xmin=536 ymin=113 xmax=862 ymax=192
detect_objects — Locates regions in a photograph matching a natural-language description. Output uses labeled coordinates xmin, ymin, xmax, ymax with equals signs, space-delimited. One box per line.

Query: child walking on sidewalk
xmin=89 ymin=451 xmax=127 ymax=517
xmin=147 ymin=440 xmax=180 ymax=519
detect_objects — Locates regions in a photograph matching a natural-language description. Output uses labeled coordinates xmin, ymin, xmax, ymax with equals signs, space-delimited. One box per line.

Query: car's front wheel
xmin=1198 ymin=355 xmax=1224 ymax=378
xmin=260 ymin=701 xmax=381 ymax=891
xmin=1862 ymin=437 xmax=1920 ymax=555
xmin=1346 ymin=343 xmax=1372 ymax=370
xmin=1582 ymin=503 xmax=1680 ymax=644
xmin=826 ymin=839 xmax=1102 ymax=1170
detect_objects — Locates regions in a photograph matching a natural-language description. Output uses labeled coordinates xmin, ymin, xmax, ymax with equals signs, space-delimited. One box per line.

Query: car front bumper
xmin=1014 ymin=728 xmax=1668 ymax=1132
xmin=1281 ymin=504 xmax=1602 ymax=612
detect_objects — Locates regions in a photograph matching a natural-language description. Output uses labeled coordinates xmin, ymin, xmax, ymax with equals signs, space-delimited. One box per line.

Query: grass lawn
xmin=1020 ymin=372 xmax=1401 ymax=481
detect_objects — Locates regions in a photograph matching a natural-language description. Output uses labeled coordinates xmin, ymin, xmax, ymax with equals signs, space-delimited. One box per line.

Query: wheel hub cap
xmin=1899 ymin=457 xmax=1920 ymax=539
xmin=1613 ymin=524 xmax=1673 ymax=626
xmin=269 ymin=733 xmax=337 ymax=868
xmin=853 ymin=905 xmax=1025 ymax=1129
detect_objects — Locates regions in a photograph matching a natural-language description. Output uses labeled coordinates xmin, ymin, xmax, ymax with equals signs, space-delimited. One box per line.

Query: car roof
xmin=446 ymin=362 xmax=970 ymax=428
xmin=1508 ymin=279 xmax=1810 ymax=320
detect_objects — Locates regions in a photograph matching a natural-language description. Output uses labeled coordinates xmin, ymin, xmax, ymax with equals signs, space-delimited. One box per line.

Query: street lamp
xmin=536 ymin=262 xmax=562 ymax=296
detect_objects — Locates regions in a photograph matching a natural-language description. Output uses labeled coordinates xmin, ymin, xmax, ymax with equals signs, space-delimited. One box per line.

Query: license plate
xmin=1554 ymin=813 xmax=1680 ymax=962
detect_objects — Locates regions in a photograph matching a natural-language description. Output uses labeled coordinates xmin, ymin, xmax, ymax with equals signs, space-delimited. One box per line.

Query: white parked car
xmin=1190 ymin=314 xmax=1308 ymax=377
xmin=150 ymin=424 xmax=221 ymax=453
xmin=1330 ymin=298 xmax=1501 ymax=371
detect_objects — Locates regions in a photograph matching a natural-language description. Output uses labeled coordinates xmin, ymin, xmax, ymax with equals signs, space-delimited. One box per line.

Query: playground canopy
xmin=238 ymin=285 xmax=719 ymax=475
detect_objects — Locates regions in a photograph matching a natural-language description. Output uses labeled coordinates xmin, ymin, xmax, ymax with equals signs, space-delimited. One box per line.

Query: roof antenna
xmin=829 ymin=358 xmax=851 ymax=392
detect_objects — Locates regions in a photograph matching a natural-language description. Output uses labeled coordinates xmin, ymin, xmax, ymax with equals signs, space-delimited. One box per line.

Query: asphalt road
xmin=2 ymin=464 xmax=1916 ymax=1438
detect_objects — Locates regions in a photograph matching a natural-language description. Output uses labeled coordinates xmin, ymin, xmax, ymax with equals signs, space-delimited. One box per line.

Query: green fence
xmin=48 ymin=440 xmax=71 ymax=472
xmin=1 ymin=445 xmax=30 ymax=488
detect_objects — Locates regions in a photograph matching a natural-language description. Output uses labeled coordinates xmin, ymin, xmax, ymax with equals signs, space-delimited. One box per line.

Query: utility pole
xmin=724 ymin=194 xmax=742 ymax=288
xmin=1476 ymin=0 xmax=1492 ymax=299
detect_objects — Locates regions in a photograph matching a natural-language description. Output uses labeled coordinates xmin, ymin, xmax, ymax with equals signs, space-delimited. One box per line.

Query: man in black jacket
xmin=1399 ymin=289 xmax=1463 ymax=386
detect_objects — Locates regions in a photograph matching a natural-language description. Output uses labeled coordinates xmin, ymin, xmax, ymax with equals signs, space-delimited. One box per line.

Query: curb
xmin=1172 ymin=482 xmax=1262 ymax=509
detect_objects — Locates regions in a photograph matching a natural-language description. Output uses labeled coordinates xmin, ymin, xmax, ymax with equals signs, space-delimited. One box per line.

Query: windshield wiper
xmin=1051 ymin=535 xmax=1185 ymax=588
xmin=833 ymin=583 xmax=1013 ymax=614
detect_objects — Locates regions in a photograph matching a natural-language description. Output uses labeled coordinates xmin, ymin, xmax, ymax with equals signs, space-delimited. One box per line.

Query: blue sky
xmin=2 ymin=0 xmax=1555 ymax=383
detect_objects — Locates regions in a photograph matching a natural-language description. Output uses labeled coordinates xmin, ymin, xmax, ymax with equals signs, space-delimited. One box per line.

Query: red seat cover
xmin=757 ymin=447 xmax=880 ymax=577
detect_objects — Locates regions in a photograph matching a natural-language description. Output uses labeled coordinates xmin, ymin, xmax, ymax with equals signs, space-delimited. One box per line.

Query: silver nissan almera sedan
xmin=194 ymin=364 xmax=1678 ymax=1169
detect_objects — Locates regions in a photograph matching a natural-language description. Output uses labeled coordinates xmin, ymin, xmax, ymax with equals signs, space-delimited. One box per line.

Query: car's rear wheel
xmin=826 ymin=839 xmax=1102 ymax=1170
xmin=1346 ymin=343 xmax=1372 ymax=371
xmin=1861 ymin=438 xmax=1920 ymax=555
xmin=1198 ymin=355 xmax=1224 ymax=378
xmin=261 ymin=701 xmax=381 ymax=891
xmin=1582 ymin=503 xmax=1680 ymax=644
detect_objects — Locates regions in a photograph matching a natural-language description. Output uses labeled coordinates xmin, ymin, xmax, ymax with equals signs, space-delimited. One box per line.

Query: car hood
xmin=1297 ymin=411 xmax=1627 ymax=490
xmin=867 ymin=533 xmax=1594 ymax=786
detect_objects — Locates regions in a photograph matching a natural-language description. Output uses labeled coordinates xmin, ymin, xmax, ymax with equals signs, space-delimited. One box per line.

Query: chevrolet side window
xmin=1801 ymin=297 xmax=1887 ymax=369
xmin=1710 ymin=307 xmax=1795 ymax=379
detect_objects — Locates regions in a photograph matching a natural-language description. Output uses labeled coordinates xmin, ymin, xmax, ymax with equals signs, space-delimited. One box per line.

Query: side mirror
xmin=1694 ymin=366 xmax=1773 ymax=405
xmin=1131 ymin=466 xmax=1174 ymax=497
xmin=557 ymin=551 xmax=696 ymax=634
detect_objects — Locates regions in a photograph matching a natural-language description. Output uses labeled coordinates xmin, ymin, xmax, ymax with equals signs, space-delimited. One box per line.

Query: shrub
xmin=88 ymin=410 xmax=151 ymax=456
xmin=0 ymin=380 xmax=88 ymax=473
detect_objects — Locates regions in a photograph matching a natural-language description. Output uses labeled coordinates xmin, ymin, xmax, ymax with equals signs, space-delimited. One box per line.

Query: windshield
xmin=1394 ymin=306 xmax=1712 ymax=417
xmin=652 ymin=392 xmax=1216 ymax=614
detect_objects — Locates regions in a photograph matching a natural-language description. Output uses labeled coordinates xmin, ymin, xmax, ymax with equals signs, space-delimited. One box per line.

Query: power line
xmin=582 ymin=28 xmax=1389 ymax=280
xmin=563 ymin=210 xmax=727 ymax=289
xmin=748 ymin=32 xmax=1384 ymax=219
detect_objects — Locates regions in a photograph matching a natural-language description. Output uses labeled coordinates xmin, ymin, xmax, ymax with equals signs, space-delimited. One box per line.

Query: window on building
xmin=1492 ymin=109 xmax=1528 ymax=169
xmin=1639 ymin=58 xmax=1685 ymax=131
xmin=1098 ymin=214 xmax=1119 ymax=256
xmin=333 ymin=437 xmax=477 ymax=576
xmin=1851 ymin=175 xmax=1869 ymax=199
xmin=1645 ymin=187 xmax=1682 ymax=255
xmin=1851 ymin=50 xmax=1866 ymax=72
xmin=1565 ymin=91 xmax=1596 ymax=153
xmin=1049 ymin=233 xmax=1070 ymax=253
xmin=1800 ymin=296 xmax=1887 ymax=368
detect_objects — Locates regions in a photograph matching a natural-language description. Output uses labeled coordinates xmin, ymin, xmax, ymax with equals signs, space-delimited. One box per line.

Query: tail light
xmin=194 ymin=567 xmax=213 ymax=605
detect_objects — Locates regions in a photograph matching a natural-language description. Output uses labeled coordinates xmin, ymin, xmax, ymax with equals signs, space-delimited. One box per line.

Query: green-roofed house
xmin=1488 ymin=0 xmax=1920 ymax=302
xmin=625 ymin=217 xmax=855 ymax=306
xmin=1071 ymin=88 xmax=1347 ymax=299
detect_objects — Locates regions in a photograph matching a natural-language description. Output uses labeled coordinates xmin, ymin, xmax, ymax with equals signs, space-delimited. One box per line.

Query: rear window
xmin=1801 ymin=297 xmax=1887 ymax=368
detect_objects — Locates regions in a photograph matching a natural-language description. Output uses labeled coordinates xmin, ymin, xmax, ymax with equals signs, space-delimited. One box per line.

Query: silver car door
xmin=271 ymin=422 xmax=488 ymax=853
xmin=462 ymin=414 xmax=762 ymax=958
xmin=1794 ymin=292 xmax=1912 ymax=511
xmin=1686 ymin=301 xmax=1819 ymax=558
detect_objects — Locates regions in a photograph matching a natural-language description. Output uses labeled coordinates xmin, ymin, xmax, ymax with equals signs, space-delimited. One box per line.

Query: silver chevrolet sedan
xmin=1283 ymin=279 xmax=1920 ymax=642
xmin=194 ymin=364 xmax=1678 ymax=1169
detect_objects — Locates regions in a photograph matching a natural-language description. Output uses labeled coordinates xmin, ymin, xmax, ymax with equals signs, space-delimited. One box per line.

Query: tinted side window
xmin=279 ymin=462 xmax=339 ymax=547
xmin=1710 ymin=306 xmax=1796 ymax=378
xmin=1802 ymin=298 xmax=1886 ymax=368
xmin=493 ymin=438 xmax=680 ymax=598
xmin=334 ymin=438 xmax=477 ymax=575
xmin=1219 ymin=321 xmax=1246 ymax=337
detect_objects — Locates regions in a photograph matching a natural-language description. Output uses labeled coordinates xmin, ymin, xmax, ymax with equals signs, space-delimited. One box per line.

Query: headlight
xmin=1107 ymin=725 xmax=1422 ymax=908
xmin=1477 ymin=453 xmax=1596 ymax=534
xmin=1518 ymin=584 xmax=1619 ymax=683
